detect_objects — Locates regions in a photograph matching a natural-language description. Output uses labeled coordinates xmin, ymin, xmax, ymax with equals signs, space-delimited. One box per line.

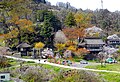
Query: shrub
xmin=22 ymin=66 xmax=53 ymax=82
xmin=27 ymin=61 xmax=35 ymax=63
xmin=51 ymin=70 xmax=103 ymax=82
xmin=67 ymin=46 xmax=76 ymax=52
xmin=0 ymin=56 xmax=11 ymax=68
xmin=55 ymin=43 xmax=65 ymax=51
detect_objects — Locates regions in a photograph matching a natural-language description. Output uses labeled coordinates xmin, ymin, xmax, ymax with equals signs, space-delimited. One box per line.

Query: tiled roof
xmin=107 ymin=34 xmax=120 ymax=40
xmin=17 ymin=43 xmax=31 ymax=48
xmin=85 ymin=26 xmax=103 ymax=33
xmin=85 ymin=39 xmax=105 ymax=45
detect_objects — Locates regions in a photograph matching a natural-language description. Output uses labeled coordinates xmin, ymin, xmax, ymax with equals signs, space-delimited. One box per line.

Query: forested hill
xmin=45 ymin=2 xmax=120 ymax=32
xmin=0 ymin=0 xmax=120 ymax=34
xmin=33 ymin=0 xmax=120 ymax=33
xmin=0 ymin=0 xmax=120 ymax=48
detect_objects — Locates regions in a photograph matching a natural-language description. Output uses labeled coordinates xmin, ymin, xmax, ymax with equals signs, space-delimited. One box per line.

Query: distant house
xmin=0 ymin=72 xmax=10 ymax=82
xmin=85 ymin=26 xmax=103 ymax=37
xmin=17 ymin=43 xmax=31 ymax=56
xmin=78 ymin=37 xmax=105 ymax=60
xmin=107 ymin=34 xmax=120 ymax=48
xmin=85 ymin=26 xmax=103 ymax=33
xmin=78 ymin=37 xmax=105 ymax=51
xmin=84 ymin=38 xmax=105 ymax=52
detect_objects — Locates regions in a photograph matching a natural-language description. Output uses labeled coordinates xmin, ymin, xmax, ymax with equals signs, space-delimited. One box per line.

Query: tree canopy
xmin=64 ymin=12 xmax=76 ymax=27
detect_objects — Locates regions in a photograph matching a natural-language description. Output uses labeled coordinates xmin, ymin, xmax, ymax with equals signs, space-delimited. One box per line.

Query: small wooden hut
xmin=16 ymin=43 xmax=31 ymax=56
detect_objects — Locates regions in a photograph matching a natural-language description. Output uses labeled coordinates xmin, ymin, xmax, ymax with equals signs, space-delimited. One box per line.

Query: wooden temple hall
xmin=78 ymin=37 xmax=105 ymax=60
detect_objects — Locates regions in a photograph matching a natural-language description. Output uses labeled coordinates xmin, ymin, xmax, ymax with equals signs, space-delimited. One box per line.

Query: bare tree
xmin=97 ymin=52 xmax=107 ymax=67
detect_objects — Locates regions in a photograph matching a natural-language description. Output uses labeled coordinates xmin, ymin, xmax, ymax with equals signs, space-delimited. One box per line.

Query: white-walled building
xmin=0 ymin=72 xmax=10 ymax=82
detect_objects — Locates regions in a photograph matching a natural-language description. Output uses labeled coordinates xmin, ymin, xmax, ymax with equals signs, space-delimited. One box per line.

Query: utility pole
xmin=101 ymin=0 xmax=103 ymax=9
xmin=101 ymin=0 xmax=109 ymax=36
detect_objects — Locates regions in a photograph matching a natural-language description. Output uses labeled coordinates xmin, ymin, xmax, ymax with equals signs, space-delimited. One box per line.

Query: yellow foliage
xmin=35 ymin=42 xmax=45 ymax=49
xmin=74 ymin=12 xmax=92 ymax=28
xmin=66 ymin=40 xmax=77 ymax=46
xmin=3 ymin=28 xmax=19 ymax=39
xmin=9 ymin=29 xmax=19 ymax=38
xmin=55 ymin=43 xmax=65 ymax=51
xmin=8 ymin=14 xmax=34 ymax=33
xmin=67 ymin=46 xmax=76 ymax=52
xmin=15 ymin=19 xmax=33 ymax=26
xmin=9 ymin=14 xmax=19 ymax=23
xmin=74 ymin=13 xmax=83 ymax=23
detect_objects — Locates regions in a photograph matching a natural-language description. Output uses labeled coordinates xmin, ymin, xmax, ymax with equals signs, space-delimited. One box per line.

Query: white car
xmin=80 ymin=60 xmax=88 ymax=64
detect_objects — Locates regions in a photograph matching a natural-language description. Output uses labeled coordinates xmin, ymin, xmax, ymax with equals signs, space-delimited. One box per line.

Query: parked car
xmin=62 ymin=60 xmax=72 ymax=65
xmin=80 ymin=60 xmax=88 ymax=64
xmin=66 ymin=60 xmax=72 ymax=64
xmin=41 ymin=55 xmax=47 ymax=59
xmin=105 ymin=58 xmax=117 ymax=64
xmin=62 ymin=60 xmax=66 ymax=65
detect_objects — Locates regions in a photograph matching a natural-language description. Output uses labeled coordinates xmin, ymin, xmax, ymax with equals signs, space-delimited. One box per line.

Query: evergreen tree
xmin=36 ymin=10 xmax=61 ymax=31
xmin=39 ymin=11 xmax=61 ymax=47
xmin=40 ymin=12 xmax=53 ymax=39
xmin=64 ymin=12 xmax=76 ymax=27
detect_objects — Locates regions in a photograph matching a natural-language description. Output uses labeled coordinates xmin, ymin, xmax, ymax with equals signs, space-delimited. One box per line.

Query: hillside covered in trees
xmin=0 ymin=0 xmax=120 ymax=49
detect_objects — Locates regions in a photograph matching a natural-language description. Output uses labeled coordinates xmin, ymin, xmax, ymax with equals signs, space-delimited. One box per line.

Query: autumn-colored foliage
xmin=75 ymin=48 xmax=89 ymax=58
xmin=35 ymin=42 xmax=45 ymax=49
xmin=63 ymin=28 xmax=85 ymax=40
xmin=9 ymin=14 xmax=19 ymax=23
xmin=16 ymin=19 xmax=34 ymax=32
xmin=3 ymin=15 xmax=34 ymax=47
xmin=65 ymin=40 xmax=77 ymax=47
xmin=3 ymin=18 xmax=34 ymax=43
xmin=15 ymin=19 xmax=33 ymax=26
xmin=10 ymin=15 xmax=34 ymax=32
xmin=55 ymin=43 xmax=65 ymax=51
xmin=4 ymin=28 xmax=19 ymax=39
xmin=74 ymin=12 xmax=92 ymax=28
xmin=67 ymin=46 xmax=76 ymax=52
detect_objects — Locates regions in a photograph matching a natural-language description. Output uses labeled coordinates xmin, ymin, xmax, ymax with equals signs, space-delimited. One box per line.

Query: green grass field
xmin=86 ymin=63 xmax=120 ymax=71
xmin=98 ymin=72 xmax=120 ymax=82
xmin=86 ymin=63 xmax=120 ymax=82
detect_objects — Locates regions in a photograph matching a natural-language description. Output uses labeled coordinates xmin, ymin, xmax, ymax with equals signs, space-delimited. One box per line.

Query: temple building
xmin=78 ymin=37 xmax=105 ymax=60
xmin=107 ymin=34 xmax=120 ymax=48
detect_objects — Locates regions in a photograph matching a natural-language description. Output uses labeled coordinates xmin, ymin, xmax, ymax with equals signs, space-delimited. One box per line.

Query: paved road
xmin=71 ymin=62 xmax=100 ymax=68
xmin=4 ymin=55 xmax=120 ymax=74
